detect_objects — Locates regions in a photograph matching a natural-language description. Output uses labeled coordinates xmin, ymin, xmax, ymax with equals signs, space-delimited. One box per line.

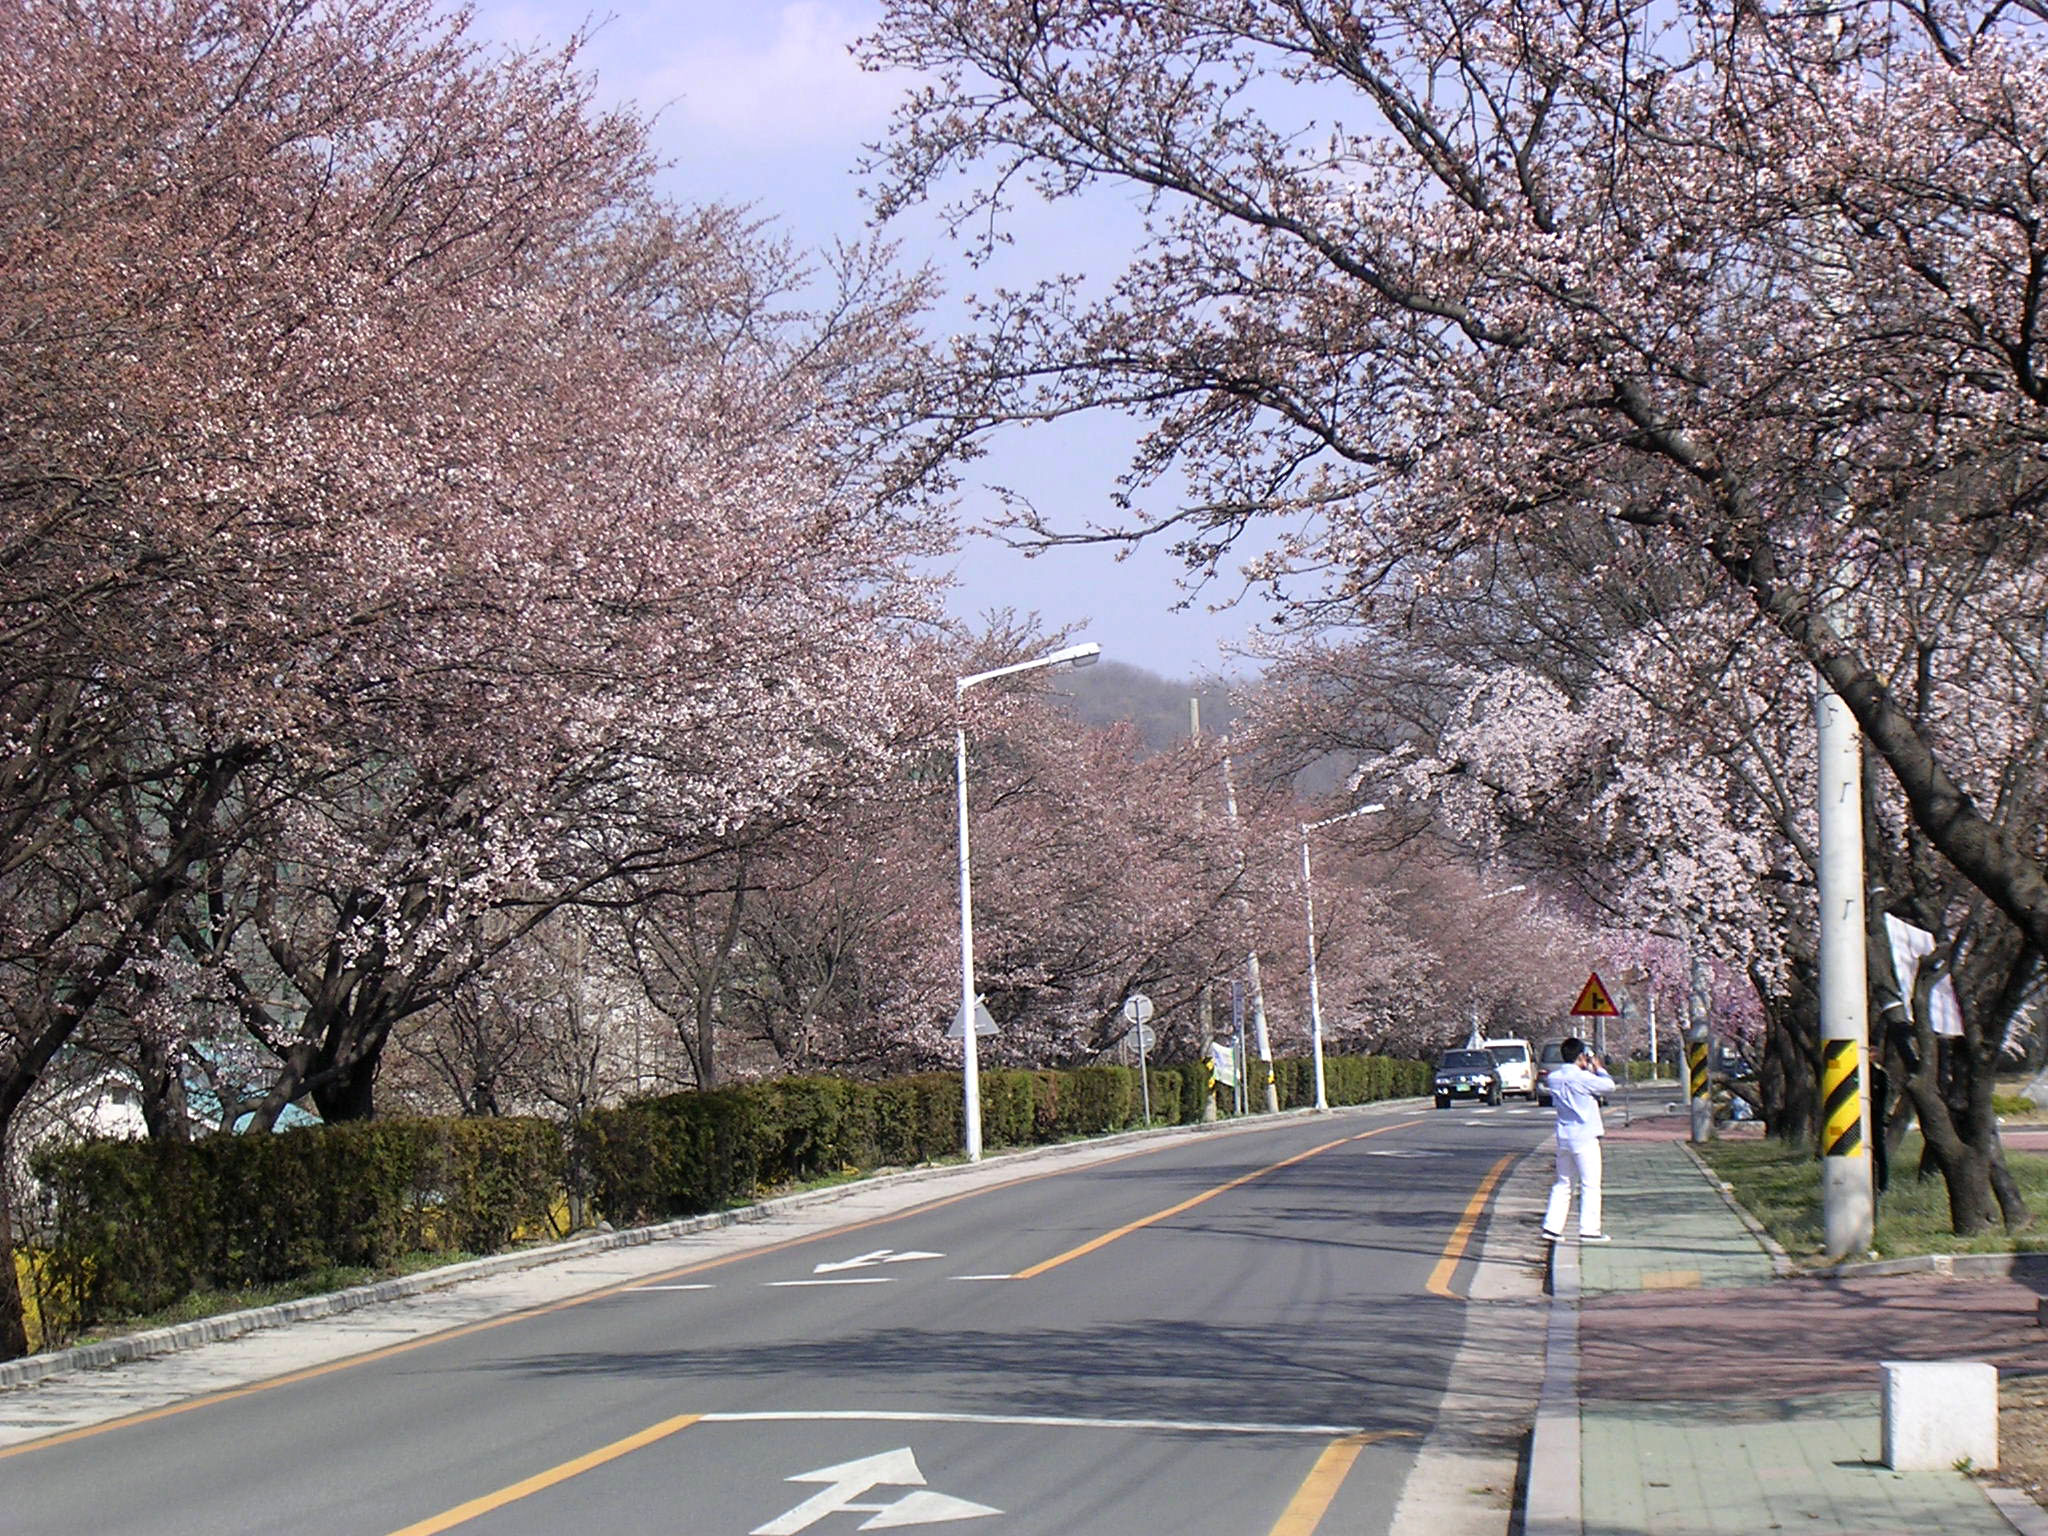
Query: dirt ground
xmin=2001 ymin=1373 xmax=2048 ymax=1502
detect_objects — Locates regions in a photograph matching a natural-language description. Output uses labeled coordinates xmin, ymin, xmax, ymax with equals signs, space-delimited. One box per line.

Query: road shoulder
xmin=1388 ymin=1141 xmax=1548 ymax=1536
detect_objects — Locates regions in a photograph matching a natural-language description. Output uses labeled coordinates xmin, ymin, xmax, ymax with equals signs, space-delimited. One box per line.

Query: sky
xmin=468 ymin=0 xmax=1277 ymax=681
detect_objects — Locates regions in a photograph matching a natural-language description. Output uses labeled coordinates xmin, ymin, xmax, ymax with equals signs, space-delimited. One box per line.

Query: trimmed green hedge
xmin=28 ymin=1052 xmax=1427 ymax=1348
xmin=29 ymin=1118 xmax=563 ymax=1333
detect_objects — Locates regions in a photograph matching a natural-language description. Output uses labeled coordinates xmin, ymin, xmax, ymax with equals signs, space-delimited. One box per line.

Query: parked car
xmin=1434 ymin=1049 xmax=1503 ymax=1108
xmin=1534 ymin=1039 xmax=1610 ymax=1108
xmin=1481 ymin=1037 xmax=1536 ymax=1099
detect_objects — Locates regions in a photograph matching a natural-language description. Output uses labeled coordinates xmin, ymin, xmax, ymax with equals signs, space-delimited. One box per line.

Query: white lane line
xmin=700 ymin=1410 xmax=1369 ymax=1438
xmin=767 ymin=1278 xmax=895 ymax=1288
xmin=951 ymin=1274 xmax=1015 ymax=1282
xmin=630 ymin=1284 xmax=716 ymax=1292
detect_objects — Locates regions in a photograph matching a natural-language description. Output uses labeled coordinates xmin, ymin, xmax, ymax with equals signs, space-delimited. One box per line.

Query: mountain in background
xmin=1057 ymin=660 xmax=1239 ymax=752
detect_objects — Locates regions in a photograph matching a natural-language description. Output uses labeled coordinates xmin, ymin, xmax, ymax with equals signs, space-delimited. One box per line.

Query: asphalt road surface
xmin=1 ymin=1103 xmax=1545 ymax=1536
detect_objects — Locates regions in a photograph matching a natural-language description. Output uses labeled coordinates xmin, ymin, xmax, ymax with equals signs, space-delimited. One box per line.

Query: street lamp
xmin=1300 ymin=802 xmax=1387 ymax=1112
xmin=956 ymin=641 xmax=1101 ymax=1161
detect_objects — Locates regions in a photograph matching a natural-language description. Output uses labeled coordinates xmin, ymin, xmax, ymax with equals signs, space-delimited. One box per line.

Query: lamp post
xmin=1300 ymin=803 xmax=1387 ymax=1112
xmin=955 ymin=641 xmax=1101 ymax=1161
xmin=1466 ymin=884 xmax=1528 ymax=1047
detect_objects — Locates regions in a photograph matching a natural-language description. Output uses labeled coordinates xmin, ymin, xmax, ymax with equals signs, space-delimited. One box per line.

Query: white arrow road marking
xmin=751 ymin=1448 xmax=1000 ymax=1535
xmin=813 ymin=1249 xmax=945 ymax=1275
xmin=859 ymin=1490 xmax=1003 ymax=1530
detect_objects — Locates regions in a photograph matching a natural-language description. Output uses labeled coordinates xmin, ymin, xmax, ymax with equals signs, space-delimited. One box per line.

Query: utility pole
xmin=1222 ymin=747 xmax=1279 ymax=1113
xmin=1648 ymin=990 xmax=1658 ymax=1081
xmin=1192 ymin=698 xmax=1217 ymax=1122
xmin=1810 ymin=146 xmax=1874 ymax=1258
xmin=1688 ymin=951 xmax=1713 ymax=1144
xmin=1818 ymin=681 xmax=1874 ymax=1257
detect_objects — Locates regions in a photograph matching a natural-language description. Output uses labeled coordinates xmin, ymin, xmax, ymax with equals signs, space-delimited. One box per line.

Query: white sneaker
xmin=1580 ymin=1232 xmax=1612 ymax=1243
xmin=1541 ymin=1229 xmax=1563 ymax=1242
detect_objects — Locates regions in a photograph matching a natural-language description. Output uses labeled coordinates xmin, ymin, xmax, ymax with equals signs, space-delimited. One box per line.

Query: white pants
xmin=1543 ymin=1135 xmax=1604 ymax=1236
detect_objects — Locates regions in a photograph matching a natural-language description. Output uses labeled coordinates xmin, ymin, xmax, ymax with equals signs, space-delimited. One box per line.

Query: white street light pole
xmin=1300 ymin=803 xmax=1387 ymax=1112
xmin=955 ymin=641 xmax=1101 ymax=1162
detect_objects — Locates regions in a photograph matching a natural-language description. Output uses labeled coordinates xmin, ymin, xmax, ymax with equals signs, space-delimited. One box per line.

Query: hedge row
xmin=28 ymin=1052 xmax=1427 ymax=1347
xmin=29 ymin=1118 xmax=564 ymax=1334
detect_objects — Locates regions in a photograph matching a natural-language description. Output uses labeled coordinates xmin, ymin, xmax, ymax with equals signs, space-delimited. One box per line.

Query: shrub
xmin=27 ymin=1049 xmax=1428 ymax=1349
xmin=29 ymin=1118 xmax=562 ymax=1343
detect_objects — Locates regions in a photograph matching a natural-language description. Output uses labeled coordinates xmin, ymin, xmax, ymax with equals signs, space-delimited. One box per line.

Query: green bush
xmin=28 ymin=1049 xmax=1427 ymax=1350
xmin=30 ymin=1118 xmax=563 ymax=1342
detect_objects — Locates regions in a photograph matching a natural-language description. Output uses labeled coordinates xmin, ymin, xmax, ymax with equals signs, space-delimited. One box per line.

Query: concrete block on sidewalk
xmin=1881 ymin=1360 xmax=1998 ymax=1471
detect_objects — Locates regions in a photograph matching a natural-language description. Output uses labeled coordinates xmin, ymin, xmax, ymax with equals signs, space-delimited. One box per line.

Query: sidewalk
xmin=1530 ymin=1102 xmax=2048 ymax=1536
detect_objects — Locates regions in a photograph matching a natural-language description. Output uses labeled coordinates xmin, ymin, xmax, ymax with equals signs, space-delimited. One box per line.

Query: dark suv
xmin=1434 ymin=1048 xmax=1503 ymax=1108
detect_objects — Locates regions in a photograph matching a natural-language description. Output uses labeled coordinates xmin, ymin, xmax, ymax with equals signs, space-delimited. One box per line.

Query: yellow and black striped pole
xmin=1822 ymin=1039 xmax=1862 ymax=1158
xmin=1687 ymin=953 xmax=1713 ymax=1143
xmin=1815 ymin=685 xmax=1873 ymax=1259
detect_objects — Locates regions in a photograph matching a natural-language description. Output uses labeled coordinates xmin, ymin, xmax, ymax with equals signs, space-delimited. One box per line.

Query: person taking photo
xmin=1541 ymin=1037 xmax=1618 ymax=1244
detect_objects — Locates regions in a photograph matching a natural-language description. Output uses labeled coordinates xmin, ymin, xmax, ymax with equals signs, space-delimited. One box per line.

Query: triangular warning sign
xmin=1571 ymin=971 xmax=1620 ymax=1017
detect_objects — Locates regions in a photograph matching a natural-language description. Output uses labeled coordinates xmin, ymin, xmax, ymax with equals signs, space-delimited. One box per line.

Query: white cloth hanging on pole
xmin=1884 ymin=914 xmax=1964 ymax=1038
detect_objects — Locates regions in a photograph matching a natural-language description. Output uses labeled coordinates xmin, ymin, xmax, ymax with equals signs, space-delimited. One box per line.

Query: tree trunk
xmin=0 ymin=1127 xmax=30 ymax=1361
xmin=137 ymin=1033 xmax=191 ymax=1142
xmin=1901 ymin=1031 xmax=2001 ymax=1234
xmin=1759 ymin=987 xmax=1819 ymax=1148
xmin=687 ymin=868 xmax=748 ymax=1090
xmin=1704 ymin=524 xmax=2048 ymax=965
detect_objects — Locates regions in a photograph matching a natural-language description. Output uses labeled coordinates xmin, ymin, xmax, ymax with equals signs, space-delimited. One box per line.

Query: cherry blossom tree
xmin=0 ymin=0 xmax=954 ymax=1357
xmin=863 ymin=0 xmax=2048 ymax=972
xmin=864 ymin=0 xmax=2048 ymax=1229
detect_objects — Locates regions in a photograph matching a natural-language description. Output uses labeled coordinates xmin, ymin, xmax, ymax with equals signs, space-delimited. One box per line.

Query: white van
xmin=1480 ymin=1037 xmax=1536 ymax=1099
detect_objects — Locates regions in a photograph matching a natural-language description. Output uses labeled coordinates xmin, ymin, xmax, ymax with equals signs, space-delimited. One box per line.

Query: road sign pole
xmin=1122 ymin=994 xmax=1156 ymax=1128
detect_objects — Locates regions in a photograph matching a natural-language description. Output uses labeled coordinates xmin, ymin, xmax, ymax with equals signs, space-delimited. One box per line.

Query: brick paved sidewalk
xmin=1549 ymin=1103 xmax=2041 ymax=1535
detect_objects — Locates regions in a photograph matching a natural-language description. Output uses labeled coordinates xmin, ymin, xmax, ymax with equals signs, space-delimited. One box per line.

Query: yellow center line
xmin=1266 ymin=1430 xmax=1401 ymax=1535
xmin=0 ymin=1133 xmax=1198 ymax=1459
xmin=1424 ymin=1151 xmax=1519 ymax=1299
xmin=1012 ymin=1120 xmax=1422 ymax=1279
xmin=384 ymin=1412 xmax=703 ymax=1535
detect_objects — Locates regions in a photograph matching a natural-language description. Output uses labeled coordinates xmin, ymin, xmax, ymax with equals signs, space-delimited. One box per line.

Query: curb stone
xmin=1674 ymin=1137 xmax=1795 ymax=1277
xmin=1987 ymin=1486 xmax=2048 ymax=1536
xmin=1 ymin=1096 xmax=1428 ymax=1391
xmin=1524 ymin=1226 xmax=1580 ymax=1535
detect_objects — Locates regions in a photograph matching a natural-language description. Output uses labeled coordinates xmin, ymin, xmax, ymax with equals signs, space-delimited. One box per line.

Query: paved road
xmin=1 ymin=1103 xmax=1548 ymax=1536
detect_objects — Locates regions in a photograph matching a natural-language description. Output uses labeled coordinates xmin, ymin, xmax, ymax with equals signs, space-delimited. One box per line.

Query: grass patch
xmin=52 ymin=1250 xmax=483 ymax=1351
xmin=1698 ymin=1134 xmax=2048 ymax=1262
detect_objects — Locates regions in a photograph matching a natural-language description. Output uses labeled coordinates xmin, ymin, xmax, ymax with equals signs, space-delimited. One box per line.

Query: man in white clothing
xmin=1542 ymin=1037 xmax=1618 ymax=1243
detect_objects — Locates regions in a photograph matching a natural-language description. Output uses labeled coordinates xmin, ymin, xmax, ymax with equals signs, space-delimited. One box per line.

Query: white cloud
xmin=639 ymin=3 xmax=910 ymax=153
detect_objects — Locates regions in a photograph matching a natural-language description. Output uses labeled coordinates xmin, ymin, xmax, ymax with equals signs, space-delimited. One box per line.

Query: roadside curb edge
xmin=2 ymin=1097 xmax=1429 ymax=1391
xmin=1524 ymin=1224 xmax=1581 ymax=1535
